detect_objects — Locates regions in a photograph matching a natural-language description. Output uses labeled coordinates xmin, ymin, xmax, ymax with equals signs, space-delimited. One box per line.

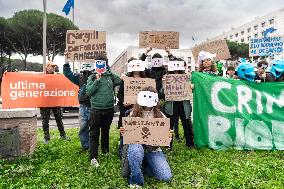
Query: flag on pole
xmin=62 ymin=0 xmax=74 ymax=15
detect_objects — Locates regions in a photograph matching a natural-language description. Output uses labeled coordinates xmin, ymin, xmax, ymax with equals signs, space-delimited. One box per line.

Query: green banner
xmin=191 ymin=72 xmax=284 ymax=150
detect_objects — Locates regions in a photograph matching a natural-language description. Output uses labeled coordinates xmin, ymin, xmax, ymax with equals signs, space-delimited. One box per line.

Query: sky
xmin=1 ymin=0 xmax=284 ymax=67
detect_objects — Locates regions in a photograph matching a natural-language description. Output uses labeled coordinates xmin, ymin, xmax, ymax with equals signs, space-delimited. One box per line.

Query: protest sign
xmin=1 ymin=72 xmax=79 ymax=108
xmin=95 ymin=60 xmax=107 ymax=74
xmin=164 ymin=74 xmax=191 ymax=101
xmin=139 ymin=31 xmax=179 ymax=49
xmin=127 ymin=60 xmax=146 ymax=72
xmin=122 ymin=117 xmax=171 ymax=146
xmin=124 ymin=77 xmax=156 ymax=104
xmin=249 ymin=36 xmax=284 ymax=57
xmin=191 ymin=72 xmax=284 ymax=150
xmin=66 ymin=30 xmax=106 ymax=62
xmin=168 ymin=61 xmax=186 ymax=71
xmin=191 ymin=39 xmax=231 ymax=62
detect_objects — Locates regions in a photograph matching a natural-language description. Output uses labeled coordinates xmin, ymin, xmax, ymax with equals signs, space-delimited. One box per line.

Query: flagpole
xmin=43 ymin=0 xmax=47 ymax=73
xmin=72 ymin=0 xmax=74 ymax=24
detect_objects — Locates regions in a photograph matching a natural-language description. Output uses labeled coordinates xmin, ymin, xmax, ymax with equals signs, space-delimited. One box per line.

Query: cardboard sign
xmin=122 ymin=117 xmax=171 ymax=146
xmin=124 ymin=77 xmax=156 ymax=104
xmin=95 ymin=60 xmax=107 ymax=74
xmin=127 ymin=60 xmax=146 ymax=72
xmin=191 ymin=39 xmax=231 ymax=62
xmin=168 ymin=61 xmax=186 ymax=71
xmin=164 ymin=74 xmax=191 ymax=101
xmin=249 ymin=36 xmax=284 ymax=57
xmin=1 ymin=72 xmax=79 ymax=108
xmin=66 ymin=30 xmax=106 ymax=62
xmin=139 ymin=31 xmax=179 ymax=49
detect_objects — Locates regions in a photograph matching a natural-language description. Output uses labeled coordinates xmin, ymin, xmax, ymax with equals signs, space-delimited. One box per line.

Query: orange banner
xmin=1 ymin=72 xmax=79 ymax=109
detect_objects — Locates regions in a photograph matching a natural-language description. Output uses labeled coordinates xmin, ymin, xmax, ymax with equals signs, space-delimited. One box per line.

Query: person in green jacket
xmin=86 ymin=55 xmax=121 ymax=167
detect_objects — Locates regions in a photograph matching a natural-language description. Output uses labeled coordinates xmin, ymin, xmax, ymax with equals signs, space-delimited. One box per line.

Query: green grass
xmin=1 ymin=125 xmax=284 ymax=188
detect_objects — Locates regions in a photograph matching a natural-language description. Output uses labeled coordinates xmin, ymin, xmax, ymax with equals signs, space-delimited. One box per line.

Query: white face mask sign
xmin=127 ymin=60 xmax=146 ymax=72
xmin=151 ymin=58 xmax=163 ymax=67
xmin=79 ymin=62 xmax=94 ymax=72
xmin=137 ymin=91 xmax=159 ymax=107
xmin=168 ymin=61 xmax=186 ymax=71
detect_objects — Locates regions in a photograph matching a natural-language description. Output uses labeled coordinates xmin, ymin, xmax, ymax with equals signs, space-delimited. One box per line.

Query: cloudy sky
xmin=1 ymin=0 xmax=284 ymax=66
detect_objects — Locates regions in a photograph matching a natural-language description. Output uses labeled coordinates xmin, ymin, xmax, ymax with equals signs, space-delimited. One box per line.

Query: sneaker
xmin=43 ymin=138 xmax=50 ymax=144
xmin=90 ymin=158 xmax=99 ymax=167
xmin=60 ymin=135 xmax=70 ymax=140
xmin=129 ymin=184 xmax=142 ymax=188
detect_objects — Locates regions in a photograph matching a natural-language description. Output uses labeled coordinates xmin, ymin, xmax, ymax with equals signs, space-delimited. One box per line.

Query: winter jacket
xmin=86 ymin=69 xmax=121 ymax=109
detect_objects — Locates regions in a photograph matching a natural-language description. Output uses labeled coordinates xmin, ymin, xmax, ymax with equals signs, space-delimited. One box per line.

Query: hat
xmin=198 ymin=51 xmax=216 ymax=64
xmin=46 ymin=61 xmax=57 ymax=67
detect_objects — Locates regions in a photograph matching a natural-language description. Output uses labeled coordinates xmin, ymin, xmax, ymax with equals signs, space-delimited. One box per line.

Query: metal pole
xmin=72 ymin=0 xmax=75 ymax=71
xmin=43 ymin=0 xmax=47 ymax=73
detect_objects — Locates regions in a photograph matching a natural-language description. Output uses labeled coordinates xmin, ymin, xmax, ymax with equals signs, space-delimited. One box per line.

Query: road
xmin=37 ymin=112 xmax=120 ymax=128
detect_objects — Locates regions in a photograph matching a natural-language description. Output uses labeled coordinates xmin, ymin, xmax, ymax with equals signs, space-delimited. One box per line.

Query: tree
xmin=227 ymin=40 xmax=249 ymax=60
xmin=46 ymin=13 xmax=78 ymax=61
xmin=5 ymin=10 xmax=42 ymax=70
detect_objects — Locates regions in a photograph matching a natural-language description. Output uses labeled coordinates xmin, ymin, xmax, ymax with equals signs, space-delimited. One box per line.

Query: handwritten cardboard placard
xmin=122 ymin=117 xmax=171 ymax=146
xmin=191 ymin=39 xmax=231 ymax=62
xmin=124 ymin=77 xmax=156 ymax=104
xmin=139 ymin=31 xmax=179 ymax=49
xmin=249 ymin=36 xmax=284 ymax=57
xmin=66 ymin=30 xmax=106 ymax=62
xmin=164 ymin=74 xmax=191 ymax=101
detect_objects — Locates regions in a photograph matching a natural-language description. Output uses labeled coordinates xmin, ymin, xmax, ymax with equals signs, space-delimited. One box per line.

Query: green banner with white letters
xmin=191 ymin=72 xmax=284 ymax=150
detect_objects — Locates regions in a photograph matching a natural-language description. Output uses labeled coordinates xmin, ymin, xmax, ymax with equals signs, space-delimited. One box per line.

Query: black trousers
xmin=167 ymin=102 xmax=194 ymax=148
xmin=40 ymin=107 xmax=66 ymax=140
xmin=89 ymin=108 xmax=114 ymax=159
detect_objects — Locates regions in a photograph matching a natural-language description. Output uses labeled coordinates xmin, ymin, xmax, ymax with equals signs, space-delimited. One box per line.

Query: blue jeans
xmin=127 ymin=144 xmax=172 ymax=186
xmin=79 ymin=104 xmax=91 ymax=149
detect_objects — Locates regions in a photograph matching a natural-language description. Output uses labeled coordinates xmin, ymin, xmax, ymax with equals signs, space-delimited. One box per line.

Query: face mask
xmin=237 ymin=63 xmax=256 ymax=82
xmin=271 ymin=60 xmax=284 ymax=78
xmin=168 ymin=61 xmax=185 ymax=71
xmin=79 ymin=62 xmax=94 ymax=72
xmin=127 ymin=60 xmax=146 ymax=72
xmin=95 ymin=60 xmax=107 ymax=74
xmin=151 ymin=58 xmax=163 ymax=67
xmin=137 ymin=91 xmax=159 ymax=107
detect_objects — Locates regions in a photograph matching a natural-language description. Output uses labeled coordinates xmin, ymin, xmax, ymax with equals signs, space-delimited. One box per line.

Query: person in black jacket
xmin=117 ymin=57 xmax=146 ymax=157
xmin=63 ymin=61 xmax=92 ymax=151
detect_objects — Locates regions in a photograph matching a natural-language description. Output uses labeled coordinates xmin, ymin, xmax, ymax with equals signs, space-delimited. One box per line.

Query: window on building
xmin=254 ymin=33 xmax=258 ymax=38
xmin=241 ymin=31 xmax=244 ymax=35
xmin=247 ymin=36 xmax=251 ymax=41
xmin=269 ymin=18 xmax=275 ymax=24
xmin=146 ymin=55 xmax=151 ymax=62
xmin=261 ymin=31 xmax=265 ymax=36
xmin=230 ymin=35 xmax=233 ymax=39
xmin=164 ymin=56 xmax=169 ymax=62
xmin=261 ymin=22 xmax=266 ymax=27
xmin=235 ymin=33 xmax=238 ymax=37
xmin=254 ymin=25 xmax=258 ymax=30
xmin=188 ymin=57 xmax=192 ymax=64
xmin=241 ymin=38 xmax=244 ymax=43
xmin=247 ymin=28 xmax=251 ymax=33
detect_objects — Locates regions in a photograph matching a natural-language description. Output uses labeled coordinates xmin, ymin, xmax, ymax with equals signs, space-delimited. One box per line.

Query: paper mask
xmin=95 ymin=60 xmax=107 ymax=74
xmin=137 ymin=91 xmax=158 ymax=107
xmin=127 ymin=60 xmax=146 ymax=72
xmin=151 ymin=58 xmax=163 ymax=67
xmin=79 ymin=62 xmax=94 ymax=72
xmin=168 ymin=61 xmax=186 ymax=71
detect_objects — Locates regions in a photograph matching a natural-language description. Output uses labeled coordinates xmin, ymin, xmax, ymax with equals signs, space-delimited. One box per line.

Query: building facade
xmin=210 ymin=8 xmax=284 ymax=44
xmin=110 ymin=46 xmax=194 ymax=75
